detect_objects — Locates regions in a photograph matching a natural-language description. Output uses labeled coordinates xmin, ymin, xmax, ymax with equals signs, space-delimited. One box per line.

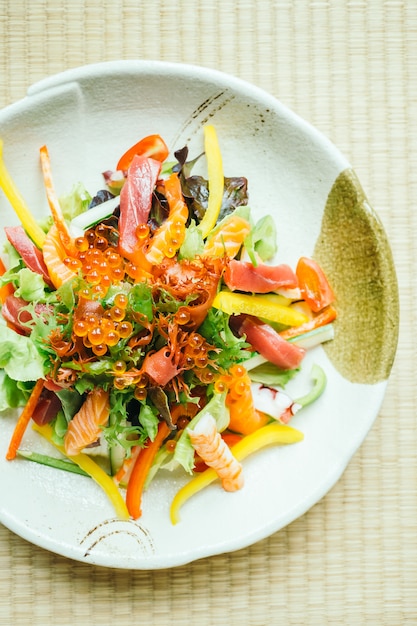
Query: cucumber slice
xmin=109 ymin=441 xmax=126 ymax=476
xmin=69 ymin=195 xmax=120 ymax=238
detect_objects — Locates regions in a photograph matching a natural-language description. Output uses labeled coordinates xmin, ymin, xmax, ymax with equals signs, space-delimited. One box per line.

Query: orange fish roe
xmin=71 ymin=294 xmax=135 ymax=356
xmin=60 ymin=224 xmax=131 ymax=294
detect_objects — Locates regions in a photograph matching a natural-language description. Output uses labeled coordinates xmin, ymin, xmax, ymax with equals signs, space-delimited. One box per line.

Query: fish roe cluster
xmin=63 ymin=224 xmax=126 ymax=297
xmin=181 ymin=332 xmax=211 ymax=370
xmin=214 ymin=364 xmax=249 ymax=399
xmin=72 ymin=291 xmax=132 ymax=357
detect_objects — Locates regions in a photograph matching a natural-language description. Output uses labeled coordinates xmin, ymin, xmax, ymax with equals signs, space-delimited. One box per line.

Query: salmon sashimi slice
xmin=202 ymin=214 xmax=251 ymax=259
xmin=42 ymin=224 xmax=77 ymax=288
xmin=145 ymin=173 xmax=188 ymax=265
xmin=64 ymin=388 xmax=110 ymax=456
xmin=188 ymin=413 xmax=244 ymax=491
xmin=118 ymin=155 xmax=161 ymax=260
xmin=224 ymin=259 xmax=298 ymax=293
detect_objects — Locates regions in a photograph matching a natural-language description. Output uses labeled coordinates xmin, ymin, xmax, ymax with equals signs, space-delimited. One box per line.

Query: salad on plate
xmin=0 ymin=126 xmax=337 ymax=523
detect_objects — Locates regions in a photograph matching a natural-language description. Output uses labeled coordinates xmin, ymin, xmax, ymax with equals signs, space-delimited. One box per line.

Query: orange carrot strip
xmin=6 ymin=379 xmax=44 ymax=460
xmin=0 ymin=258 xmax=14 ymax=304
xmin=126 ymin=422 xmax=171 ymax=519
xmin=279 ymin=305 xmax=337 ymax=340
xmin=39 ymin=145 xmax=73 ymax=253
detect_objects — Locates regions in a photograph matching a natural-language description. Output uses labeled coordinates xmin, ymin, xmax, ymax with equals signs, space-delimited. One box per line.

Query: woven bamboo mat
xmin=0 ymin=0 xmax=416 ymax=624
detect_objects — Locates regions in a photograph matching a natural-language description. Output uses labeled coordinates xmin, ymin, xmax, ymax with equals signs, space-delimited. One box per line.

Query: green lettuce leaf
xmin=178 ymin=220 xmax=204 ymax=259
xmin=0 ymin=371 xmax=28 ymax=412
xmin=244 ymin=214 xmax=277 ymax=265
xmin=199 ymin=308 xmax=250 ymax=370
xmin=248 ymin=361 xmax=298 ymax=387
xmin=173 ymin=392 xmax=229 ymax=474
xmin=138 ymin=403 xmax=159 ymax=441
xmin=14 ymin=268 xmax=48 ymax=302
xmin=0 ymin=325 xmax=45 ymax=381
xmin=59 ymin=182 xmax=92 ymax=221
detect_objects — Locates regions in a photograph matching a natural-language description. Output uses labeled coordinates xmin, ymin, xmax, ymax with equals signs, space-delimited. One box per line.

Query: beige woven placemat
xmin=0 ymin=1 xmax=416 ymax=624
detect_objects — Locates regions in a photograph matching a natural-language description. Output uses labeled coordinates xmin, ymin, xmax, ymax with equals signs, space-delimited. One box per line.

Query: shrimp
xmin=42 ymin=224 xmax=77 ymax=288
xmin=188 ymin=413 xmax=244 ymax=492
xmin=202 ymin=214 xmax=251 ymax=259
xmin=64 ymin=387 xmax=110 ymax=456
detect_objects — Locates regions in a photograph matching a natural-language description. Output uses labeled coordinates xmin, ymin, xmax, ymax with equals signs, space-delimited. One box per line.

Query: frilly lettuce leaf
xmin=14 ymin=268 xmax=48 ymax=302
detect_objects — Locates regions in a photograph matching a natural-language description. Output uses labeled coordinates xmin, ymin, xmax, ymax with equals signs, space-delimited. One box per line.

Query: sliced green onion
xmin=17 ymin=449 xmax=90 ymax=477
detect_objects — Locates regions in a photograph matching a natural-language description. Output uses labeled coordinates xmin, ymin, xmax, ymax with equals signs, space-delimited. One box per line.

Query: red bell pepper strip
xmin=116 ymin=134 xmax=169 ymax=171
xmin=0 ymin=258 xmax=14 ymax=305
xmin=6 ymin=378 xmax=44 ymax=460
xmin=126 ymin=422 xmax=171 ymax=519
xmin=279 ymin=305 xmax=337 ymax=340
xmin=296 ymin=257 xmax=335 ymax=312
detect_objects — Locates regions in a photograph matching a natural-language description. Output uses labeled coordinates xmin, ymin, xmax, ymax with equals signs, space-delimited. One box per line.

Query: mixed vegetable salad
xmin=0 ymin=126 xmax=337 ymax=523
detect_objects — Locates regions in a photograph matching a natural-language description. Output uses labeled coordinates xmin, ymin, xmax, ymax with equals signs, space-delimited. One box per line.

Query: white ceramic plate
xmin=0 ymin=61 xmax=398 ymax=569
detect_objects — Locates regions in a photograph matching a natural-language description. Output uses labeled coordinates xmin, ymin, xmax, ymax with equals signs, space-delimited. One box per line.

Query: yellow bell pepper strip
xmin=0 ymin=139 xmax=46 ymax=249
xmin=212 ymin=291 xmax=309 ymax=327
xmin=197 ymin=125 xmax=224 ymax=239
xmin=32 ymin=422 xmax=130 ymax=520
xmin=170 ymin=422 xmax=304 ymax=524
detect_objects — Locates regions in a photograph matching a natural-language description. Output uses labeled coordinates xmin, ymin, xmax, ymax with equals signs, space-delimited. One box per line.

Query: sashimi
xmin=43 ymin=224 xmax=77 ymax=288
xmin=145 ymin=173 xmax=188 ymax=265
xmin=118 ymin=155 xmax=161 ymax=260
xmin=5 ymin=226 xmax=54 ymax=287
xmin=203 ymin=214 xmax=251 ymax=259
xmin=224 ymin=259 xmax=298 ymax=293
xmin=64 ymin=388 xmax=110 ymax=456
xmin=232 ymin=314 xmax=305 ymax=370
